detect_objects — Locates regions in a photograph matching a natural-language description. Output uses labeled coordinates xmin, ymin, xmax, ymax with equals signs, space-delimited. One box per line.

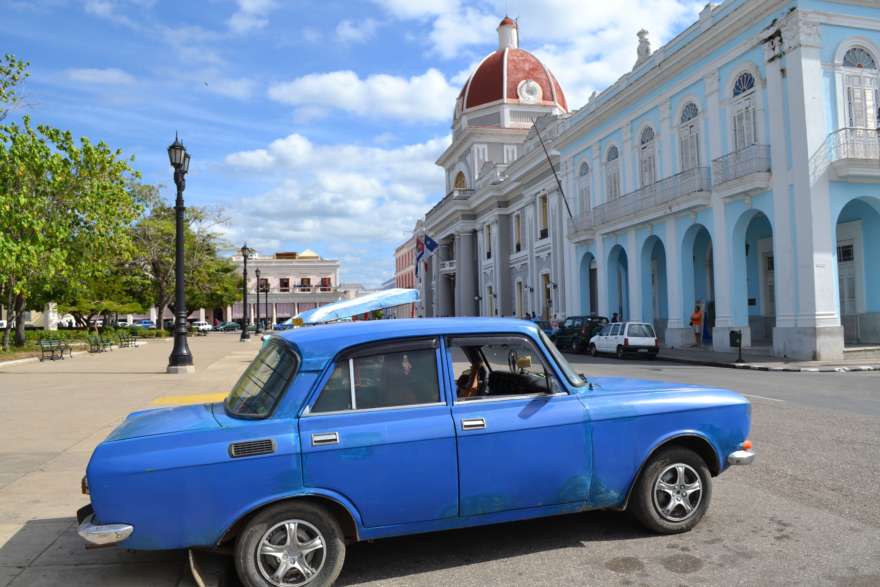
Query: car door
xmin=299 ymin=338 xmax=458 ymax=527
xmin=604 ymin=323 xmax=620 ymax=352
xmin=445 ymin=335 xmax=591 ymax=517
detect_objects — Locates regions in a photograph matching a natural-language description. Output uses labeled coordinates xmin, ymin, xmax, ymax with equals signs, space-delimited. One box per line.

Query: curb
xmin=656 ymin=355 xmax=880 ymax=373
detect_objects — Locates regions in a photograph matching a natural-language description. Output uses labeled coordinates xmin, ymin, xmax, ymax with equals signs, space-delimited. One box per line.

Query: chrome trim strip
xmin=348 ymin=357 xmax=356 ymax=410
xmin=727 ymin=450 xmax=755 ymax=465
xmin=301 ymin=402 xmax=447 ymax=417
xmin=454 ymin=392 xmax=567 ymax=405
xmin=77 ymin=513 xmax=133 ymax=546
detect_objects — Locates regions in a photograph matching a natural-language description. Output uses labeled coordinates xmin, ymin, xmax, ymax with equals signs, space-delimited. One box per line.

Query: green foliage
xmin=0 ymin=54 xmax=29 ymax=121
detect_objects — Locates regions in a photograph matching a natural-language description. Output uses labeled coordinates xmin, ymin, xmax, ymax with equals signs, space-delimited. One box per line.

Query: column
xmin=658 ymin=97 xmax=672 ymax=177
xmin=626 ymin=229 xmax=642 ymax=321
xmin=782 ymin=10 xmax=843 ymax=360
xmin=436 ymin=245 xmax=450 ymax=317
xmin=764 ymin=34 xmax=797 ymax=354
xmin=456 ymin=232 xmax=477 ymax=316
xmin=664 ymin=219 xmax=689 ymax=347
xmin=198 ymin=308 xmax=206 ymax=322
xmin=43 ymin=303 xmax=58 ymax=331
xmin=596 ymin=236 xmax=609 ymax=317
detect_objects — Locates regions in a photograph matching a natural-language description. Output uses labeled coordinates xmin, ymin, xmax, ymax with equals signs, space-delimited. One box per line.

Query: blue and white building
xmin=419 ymin=1 xmax=880 ymax=361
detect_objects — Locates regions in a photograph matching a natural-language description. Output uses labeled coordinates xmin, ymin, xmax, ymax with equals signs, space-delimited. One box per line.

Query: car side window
xmin=563 ymin=318 xmax=574 ymax=328
xmin=598 ymin=325 xmax=611 ymax=336
xmin=611 ymin=324 xmax=621 ymax=336
xmin=447 ymin=335 xmax=563 ymax=401
xmin=311 ymin=342 xmax=440 ymax=413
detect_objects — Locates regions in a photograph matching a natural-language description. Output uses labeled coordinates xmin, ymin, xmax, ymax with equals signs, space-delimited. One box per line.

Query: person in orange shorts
xmin=689 ymin=305 xmax=703 ymax=347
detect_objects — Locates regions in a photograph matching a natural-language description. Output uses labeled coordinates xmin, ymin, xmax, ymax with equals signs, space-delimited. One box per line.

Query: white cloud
xmin=302 ymin=27 xmax=322 ymax=43
xmin=335 ymin=18 xmax=380 ymax=44
xmin=268 ymin=68 xmax=458 ymax=123
xmin=374 ymin=0 xmax=704 ymax=107
xmin=222 ymin=133 xmax=450 ymax=284
xmin=228 ymin=0 xmax=277 ymax=34
xmin=66 ymin=67 xmax=136 ymax=85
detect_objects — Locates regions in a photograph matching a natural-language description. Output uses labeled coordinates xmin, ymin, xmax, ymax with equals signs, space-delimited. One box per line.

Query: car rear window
xmin=627 ymin=324 xmax=656 ymax=338
xmin=225 ymin=339 xmax=298 ymax=418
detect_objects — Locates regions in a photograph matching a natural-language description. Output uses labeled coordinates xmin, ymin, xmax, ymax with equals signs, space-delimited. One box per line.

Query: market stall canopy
xmin=290 ymin=288 xmax=419 ymax=325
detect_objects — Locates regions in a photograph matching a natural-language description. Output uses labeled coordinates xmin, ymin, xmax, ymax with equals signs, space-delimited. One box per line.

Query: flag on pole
xmin=415 ymin=237 xmax=425 ymax=277
xmin=424 ymin=235 xmax=438 ymax=253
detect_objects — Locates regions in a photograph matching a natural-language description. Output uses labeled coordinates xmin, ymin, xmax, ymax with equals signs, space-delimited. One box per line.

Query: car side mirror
xmin=516 ymin=356 xmax=532 ymax=371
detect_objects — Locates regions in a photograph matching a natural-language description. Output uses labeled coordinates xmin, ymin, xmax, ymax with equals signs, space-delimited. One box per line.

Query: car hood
xmin=582 ymin=375 xmax=748 ymax=410
xmin=105 ymin=403 xmax=221 ymax=442
xmin=587 ymin=376 xmax=708 ymax=395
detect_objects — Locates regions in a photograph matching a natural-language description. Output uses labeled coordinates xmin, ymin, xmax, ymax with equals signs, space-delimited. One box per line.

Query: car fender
xmin=215 ymin=486 xmax=366 ymax=545
xmin=617 ymin=429 xmax=722 ymax=511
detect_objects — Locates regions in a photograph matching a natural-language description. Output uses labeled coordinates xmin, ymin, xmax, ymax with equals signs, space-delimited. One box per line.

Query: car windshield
xmin=225 ymin=339 xmax=299 ymax=418
xmin=538 ymin=329 xmax=586 ymax=387
xmin=628 ymin=324 xmax=656 ymax=337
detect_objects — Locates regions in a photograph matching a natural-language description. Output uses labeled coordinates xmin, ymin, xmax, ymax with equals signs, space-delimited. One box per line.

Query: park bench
xmin=39 ymin=339 xmax=67 ymax=361
xmin=118 ymin=332 xmax=139 ymax=348
xmin=88 ymin=335 xmax=113 ymax=353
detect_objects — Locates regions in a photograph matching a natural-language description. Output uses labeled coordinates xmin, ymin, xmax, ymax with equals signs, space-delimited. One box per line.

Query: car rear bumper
xmin=727 ymin=450 xmax=755 ymax=465
xmin=77 ymin=505 xmax=133 ymax=546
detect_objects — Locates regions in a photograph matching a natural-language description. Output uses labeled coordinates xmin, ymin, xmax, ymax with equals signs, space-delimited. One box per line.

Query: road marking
xmin=743 ymin=393 xmax=785 ymax=403
xmin=151 ymin=392 xmax=227 ymax=406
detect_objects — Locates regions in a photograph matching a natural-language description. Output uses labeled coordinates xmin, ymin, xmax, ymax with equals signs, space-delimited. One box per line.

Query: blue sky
xmin=2 ymin=0 xmax=703 ymax=286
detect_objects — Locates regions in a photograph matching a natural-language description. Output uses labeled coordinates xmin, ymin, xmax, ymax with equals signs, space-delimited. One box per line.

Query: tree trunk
xmin=13 ymin=293 xmax=26 ymax=347
xmin=2 ymin=279 xmax=13 ymax=352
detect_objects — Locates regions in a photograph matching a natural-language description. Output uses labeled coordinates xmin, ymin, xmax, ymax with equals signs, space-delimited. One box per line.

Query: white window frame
xmin=731 ymin=72 xmax=758 ymax=152
xmin=605 ymin=146 xmax=621 ymax=201
xmin=638 ymin=126 xmax=656 ymax=188
xmin=679 ymin=102 xmax=701 ymax=171
xmin=841 ymin=47 xmax=880 ymax=130
xmin=578 ymin=161 xmax=591 ymax=212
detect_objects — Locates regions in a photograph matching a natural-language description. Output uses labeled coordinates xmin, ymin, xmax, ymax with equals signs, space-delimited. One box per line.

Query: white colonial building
xmin=418 ymin=2 xmax=880 ymax=361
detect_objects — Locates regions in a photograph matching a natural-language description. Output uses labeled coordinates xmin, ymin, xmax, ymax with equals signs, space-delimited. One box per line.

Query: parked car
xmin=554 ymin=315 xmax=609 ymax=353
xmin=533 ymin=319 xmax=553 ymax=338
xmin=590 ymin=321 xmax=660 ymax=359
xmin=133 ymin=319 xmax=155 ymax=329
xmin=216 ymin=321 xmax=240 ymax=332
xmin=192 ymin=320 xmax=213 ymax=332
xmin=77 ymin=318 xmax=753 ymax=587
xmin=115 ymin=318 xmax=130 ymax=328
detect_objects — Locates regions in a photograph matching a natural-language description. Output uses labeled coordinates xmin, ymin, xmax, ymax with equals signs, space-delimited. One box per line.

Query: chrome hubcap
xmin=256 ymin=520 xmax=326 ymax=587
xmin=652 ymin=463 xmax=702 ymax=522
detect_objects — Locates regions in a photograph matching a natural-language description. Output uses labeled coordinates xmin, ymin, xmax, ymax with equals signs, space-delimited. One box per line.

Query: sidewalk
xmin=657 ymin=344 xmax=880 ymax=372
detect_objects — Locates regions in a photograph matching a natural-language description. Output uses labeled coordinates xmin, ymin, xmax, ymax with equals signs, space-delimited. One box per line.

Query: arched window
xmin=638 ymin=126 xmax=656 ymax=187
xmin=578 ymin=161 xmax=591 ymax=211
xmin=605 ymin=146 xmax=621 ymax=201
xmin=679 ymin=102 xmax=701 ymax=171
xmin=732 ymin=72 xmax=758 ymax=151
xmin=842 ymin=46 xmax=879 ymax=129
xmin=453 ymin=171 xmax=467 ymax=190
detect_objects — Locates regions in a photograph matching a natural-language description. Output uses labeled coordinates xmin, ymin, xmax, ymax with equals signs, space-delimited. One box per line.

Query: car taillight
xmin=624 ymin=337 xmax=629 ymax=346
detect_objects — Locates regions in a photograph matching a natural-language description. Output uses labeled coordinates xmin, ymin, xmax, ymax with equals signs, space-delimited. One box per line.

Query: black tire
xmin=571 ymin=338 xmax=582 ymax=354
xmin=616 ymin=346 xmax=625 ymax=360
xmin=647 ymin=353 xmax=657 ymax=360
xmin=235 ymin=501 xmax=346 ymax=587
xmin=589 ymin=344 xmax=598 ymax=357
xmin=628 ymin=447 xmax=712 ymax=534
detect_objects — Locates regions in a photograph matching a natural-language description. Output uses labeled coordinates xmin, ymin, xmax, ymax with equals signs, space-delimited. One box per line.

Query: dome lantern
xmin=498 ymin=16 xmax=518 ymax=49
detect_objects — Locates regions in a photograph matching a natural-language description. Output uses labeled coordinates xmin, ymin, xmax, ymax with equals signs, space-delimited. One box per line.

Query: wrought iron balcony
xmin=592 ymin=166 xmax=711 ymax=228
xmin=811 ymin=128 xmax=880 ymax=181
xmin=712 ymin=144 xmax=771 ymax=185
xmin=566 ymin=209 xmax=595 ymax=241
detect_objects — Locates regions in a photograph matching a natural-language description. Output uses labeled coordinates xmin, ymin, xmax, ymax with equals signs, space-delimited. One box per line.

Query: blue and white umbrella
xmin=289 ymin=288 xmax=419 ymax=325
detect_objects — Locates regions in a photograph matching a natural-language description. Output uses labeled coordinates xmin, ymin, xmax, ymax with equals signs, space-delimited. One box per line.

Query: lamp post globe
xmin=166 ymin=133 xmax=194 ymax=374
xmin=255 ymin=267 xmax=263 ymax=334
xmin=239 ymin=244 xmax=254 ymax=342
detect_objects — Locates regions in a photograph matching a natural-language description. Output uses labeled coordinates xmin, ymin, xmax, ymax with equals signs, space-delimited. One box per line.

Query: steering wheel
xmin=508 ymin=349 xmax=519 ymax=373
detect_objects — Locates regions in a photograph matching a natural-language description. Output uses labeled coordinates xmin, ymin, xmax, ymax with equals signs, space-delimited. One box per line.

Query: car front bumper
xmin=77 ymin=505 xmax=133 ymax=546
xmin=727 ymin=450 xmax=755 ymax=465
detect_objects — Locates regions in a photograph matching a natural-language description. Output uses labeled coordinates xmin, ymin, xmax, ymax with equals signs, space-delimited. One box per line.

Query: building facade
xmin=418 ymin=2 xmax=880 ymax=361
xmin=228 ymin=249 xmax=342 ymax=325
xmin=392 ymin=223 xmax=419 ymax=318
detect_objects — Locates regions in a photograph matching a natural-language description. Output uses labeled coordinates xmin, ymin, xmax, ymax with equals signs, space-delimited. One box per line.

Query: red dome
xmin=459 ymin=47 xmax=568 ymax=113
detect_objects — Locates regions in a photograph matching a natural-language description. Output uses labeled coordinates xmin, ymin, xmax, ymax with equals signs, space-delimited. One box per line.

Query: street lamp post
xmin=239 ymin=244 xmax=254 ymax=342
xmin=166 ymin=134 xmax=194 ymax=374
xmin=263 ymin=282 xmax=270 ymax=330
xmin=255 ymin=268 xmax=263 ymax=334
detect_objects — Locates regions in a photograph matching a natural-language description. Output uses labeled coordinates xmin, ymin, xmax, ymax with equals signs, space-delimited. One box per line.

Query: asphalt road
xmin=1 ymin=340 xmax=878 ymax=586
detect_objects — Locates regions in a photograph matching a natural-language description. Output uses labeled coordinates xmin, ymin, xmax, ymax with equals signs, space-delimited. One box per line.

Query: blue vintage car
xmin=78 ymin=318 xmax=754 ymax=587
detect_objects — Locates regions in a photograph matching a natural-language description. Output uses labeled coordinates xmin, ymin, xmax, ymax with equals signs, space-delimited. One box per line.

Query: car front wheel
xmin=571 ymin=338 xmax=582 ymax=353
xmin=629 ymin=447 xmax=712 ymax=534
xmin=235 ymin=502 xmax=346 ymax=587
xmin=589 ymin=344 xmax=598 ymax=357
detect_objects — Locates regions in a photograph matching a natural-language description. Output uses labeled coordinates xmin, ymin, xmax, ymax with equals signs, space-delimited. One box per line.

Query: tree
xmin=130 ymin=194 xmax=240 ymax=323
xmin=0 ymin=117 xmax=140 ymax=349
xmin=0 ymin=54 xmax=28 ymax=121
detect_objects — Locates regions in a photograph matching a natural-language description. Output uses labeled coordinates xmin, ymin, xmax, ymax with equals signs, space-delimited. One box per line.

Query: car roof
xmin=277 ymin=318 xmax=542 ymax=371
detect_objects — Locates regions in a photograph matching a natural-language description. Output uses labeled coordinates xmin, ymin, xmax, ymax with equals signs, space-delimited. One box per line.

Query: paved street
xmin=1 ymin=336 xmax=879 ymax=586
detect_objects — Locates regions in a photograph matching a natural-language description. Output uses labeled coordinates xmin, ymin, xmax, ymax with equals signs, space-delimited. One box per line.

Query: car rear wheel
xmin=589 ymin=343 xmax=598 ymax=357
xmin=235 ymin=502 xmax=345 ymax=587
xmin=616 ymin=346 xmax=625 ymax=360
xmin=629 ymin=447 xmax=712 ymax=534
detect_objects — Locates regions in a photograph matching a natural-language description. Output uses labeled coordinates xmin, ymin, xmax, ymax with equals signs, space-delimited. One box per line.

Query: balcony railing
xmin=811 ymin=128 xmax=880 ymax=181
xmin=425 ymin=188 xmax=475 ymax=219
xmin=440 ymin=260 xmax=456 ymax=272
xmin=712 ymin=144 xmax=771 ymax=185
xmin=592 ymin=166 xmax=711 ymax=227
xmin=566 ymin=209 xmax=595 ymax=241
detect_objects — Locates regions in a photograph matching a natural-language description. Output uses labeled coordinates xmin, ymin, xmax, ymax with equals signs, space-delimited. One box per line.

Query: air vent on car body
xmin=229 ymin=439 xmax=275 ymax=458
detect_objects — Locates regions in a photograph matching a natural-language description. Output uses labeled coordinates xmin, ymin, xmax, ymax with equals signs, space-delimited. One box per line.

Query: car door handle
xmin=311 ymin=432 xmax=339 ymax=446
xmin=461 ymin=418 xmax=486 ymax=431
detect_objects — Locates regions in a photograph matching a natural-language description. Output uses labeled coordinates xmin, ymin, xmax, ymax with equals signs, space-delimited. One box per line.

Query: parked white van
xmin=589 ymin=322 xmax=659 ymax=360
